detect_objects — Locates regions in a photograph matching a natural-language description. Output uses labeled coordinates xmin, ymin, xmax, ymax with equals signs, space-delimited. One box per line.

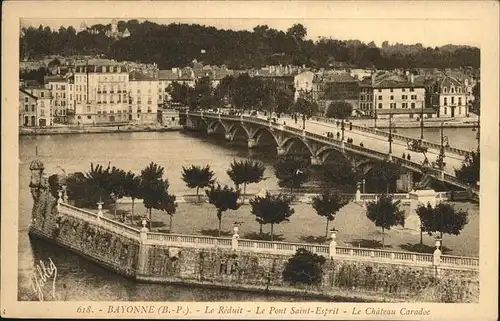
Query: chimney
xmin=371 ymin=73 xmax=376 ymax=85
xmin=410 ymin=74 xmax=414 ymax=84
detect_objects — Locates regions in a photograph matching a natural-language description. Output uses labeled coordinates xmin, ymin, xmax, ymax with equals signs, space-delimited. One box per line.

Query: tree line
xmin=49 ymin=155 xmax=470 ymax=249
xmin=21 ymin=21 xmax=480 ymax=69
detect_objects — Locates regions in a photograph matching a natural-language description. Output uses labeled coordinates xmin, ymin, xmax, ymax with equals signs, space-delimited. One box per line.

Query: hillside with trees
xmin=20 ymin=20 xmax=480 ymax=69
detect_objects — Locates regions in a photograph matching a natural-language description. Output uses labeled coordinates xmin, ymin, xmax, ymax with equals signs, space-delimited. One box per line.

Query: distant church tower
xmin=111 ymin=18 xmax=118 ymax=34
xmin=80 ymin=21 xmax=88 ymax=32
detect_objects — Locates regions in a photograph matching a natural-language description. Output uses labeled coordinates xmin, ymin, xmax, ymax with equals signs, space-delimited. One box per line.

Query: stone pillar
xmin=57 ymin=190 xmax=63 ymax=211
xmin=62 ymin=185 xmax=68 ymax=202
xmin=96 ymin=200 xmax=104 ymax=220
xmin=433 ymin=238 xmax=442 ymax=267
xmin=406 ymin=189 xmax=438 ymax=231
xmin=247 ymin=138 xmax=257 ymax=148
xmin=276 ymin=146 xmax=286 ymax=156
xmin=329 ymin=230 xmax=337 ymax=259
xmin=355 ymin=185 xmax=361 ymax=202
xmin=231 ymin=224 xmax=240 ymax=251
xmin=225 ymin=133 xmax=234 ymax=141
xmin=137 ymin=220 xmax=150 ymax=276
xmin=207 ymin=127 xmax=215 ymax=135
xmin=310 ymin=156 xmax=322 ymax=166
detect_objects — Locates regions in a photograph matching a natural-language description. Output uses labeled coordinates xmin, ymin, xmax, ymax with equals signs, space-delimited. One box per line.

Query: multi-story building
xmin=45 ymin=75 xmax=72 ymax=123
xmin=429 ymin=75 xmax=469 ymax=118
xmin=72 ymin=60 xmax=129 ymax=124
xmin=293 ymin=70 xmax=315 ymax=101
xmin=313 ymin=72 xmax=360 ymax=113
xmin=19 ymin=87 xmax=52 ymax=127
xmin=128 ymin=71 xmax=159 ymax=124
xmin=158 ymin=68 xmax=196 ymax=106
xmin=369 ymin=72 xmax=432 ymax=119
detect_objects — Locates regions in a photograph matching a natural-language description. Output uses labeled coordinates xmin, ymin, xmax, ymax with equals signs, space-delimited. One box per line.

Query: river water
xmin=18 ymin=128 xmax=476 ymax=301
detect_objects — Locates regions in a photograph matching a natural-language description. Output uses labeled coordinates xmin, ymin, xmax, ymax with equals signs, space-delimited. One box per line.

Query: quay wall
xmin=28 ymin=167 xmax=479 ymax=303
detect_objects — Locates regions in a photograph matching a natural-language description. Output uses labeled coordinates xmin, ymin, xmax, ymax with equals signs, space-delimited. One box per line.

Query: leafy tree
xmin=123 ymin=171 xmax=142 ymax=223
xmin=205 ymin=184 xmax=241 ymax=236
xmin=471 ymin=82 xmax=480 ymax=115
xmin=326 ymin=101 xmax=353 ymax=119
xmin=293 ymin=97 xmax=318 ymax=118
xmin=365 ymin=194 xmax=405 ymax=247
xmin=161 ymin=193 xmax=178 ymax=232
xmin=286 ymin=23 xmax=307 ymax=42
xmin=274 ymin=156 xmax=310 ymax=193
xmin=455 ymin=150 xmax=480 ymax=186
xmin=188 ymin=76 xmax=214 ymax=110
xmin=249 ymin=192 xmax=295 ymax=241
xmin=167 ymin=82 xmax=190 ymax=106
xmin=415 ymin=203 xmax=434 ymax=246
xmin=321 ymin=156 xmax=362 ymax=192
xmin=108 ymin=166 xmax=128 ymax=219
xmin=312 ymin=191 xmax=348 ymax=239
xmin=226 ymin=159 xmax=265 ymax=202
xmin=365 ymin=160 xmax=402 ymax=194
xmin=140 ymin=162 xmax=174 ymax=230
xmin=417 ymin=202 xmax=468 ymax=248
xmin=282 ymin=248 xmax=326 ymax=288
xmin=181 ymin=165 xmax=216 ymax=201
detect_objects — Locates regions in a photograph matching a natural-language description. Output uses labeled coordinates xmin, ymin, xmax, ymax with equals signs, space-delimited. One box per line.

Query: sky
xmin=19 ymin=2 xmax=482 ymax=48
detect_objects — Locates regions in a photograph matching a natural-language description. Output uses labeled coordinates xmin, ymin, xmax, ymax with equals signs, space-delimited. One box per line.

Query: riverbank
xmin=19 ymin=124 xmax=183 ymax=136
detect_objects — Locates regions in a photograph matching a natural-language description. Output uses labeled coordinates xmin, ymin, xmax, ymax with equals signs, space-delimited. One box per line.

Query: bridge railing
xmin=187 ymin=113 xmax=477 ymax=193
xmin=59 ymin=202 xmax=141 ymax=240
xmin=312 ymin=116 xmax=470 ymax=156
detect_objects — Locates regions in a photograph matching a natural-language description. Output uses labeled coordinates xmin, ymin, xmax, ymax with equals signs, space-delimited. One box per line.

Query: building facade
xmin=72 ymin=61 xmax=129 ymax=124
xmin=434 ymin=75 xmax=469 ymax=118
xmin=313 ymin=72 xmax=360 ymax=113
xmin=19 ymin=88 xmax=52 ymax=127
xmin=370 ymin=72 xmax=432 ymax=119
xmin=128 ymin=71 xmax=159 ymax=124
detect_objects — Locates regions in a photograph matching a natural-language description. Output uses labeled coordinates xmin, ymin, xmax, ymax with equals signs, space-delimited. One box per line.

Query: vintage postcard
xmin=1 ymin=0 xmax=498 ymax=319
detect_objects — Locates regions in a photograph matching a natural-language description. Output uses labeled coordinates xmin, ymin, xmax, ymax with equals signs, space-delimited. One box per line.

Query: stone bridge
xmin=182 ymin=111 xmax=478 ymax=196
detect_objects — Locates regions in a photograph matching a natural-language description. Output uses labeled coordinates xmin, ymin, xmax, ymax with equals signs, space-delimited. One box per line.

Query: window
xmin=458 ymin=97 xmax=462 ymax=105
xmin=443 ymin=87 xmax=448 ymax=93
xmin=451 ymin=97 xmax=454 ymax=104
xmin=24 ymin=97 xmax=28 ymax=102
xmin=378 ymin=89 xmax=382 ymax=92
xmin=411 ymin=103 xmax=415 ymax=108
xmin=444 ymin=107 xmax=448 ymax=114
xmin=40 ymin=109 xmax=45 ymax=117
xmin=390 ymin=103 xmax=396 ymax=109
xmin=31 ymin=104 xmax=35 ymax=112
xmin=410 ymin=88 xmax=414 ymax=92
xmin=402 ymin=88 xmax=406 ymax=92
xmin=451 ymin=87 xmax=455 ymax=93
xmin=390 ymin=95 xmax=394 ymax=100
xmin=40 ymin=101 xmax=44 ymax=107
xmin=87 ymin=115 xmax=91 ymax=119
xmin=378 ymin=103 xmax=382 ymax=109
xmin=402 ymin=95 xmax=408 ymax=100
xmin=24 ymin=104 xmax=29 ymax=112
xmin=390 ymin=88 xmax=393 ymax=92
xmin=378 ymin=96 xmax=382 ymax=100
xmin=458 ymin=87 xmax=462 ymax=93
xmin=402 ymin=102 xmax=408 ymax=108
xmin=444 ymin=98 xmax=448 ymax=106
xmin=411 ymin=95 xmax=417 ymax=100
xmin=40 ymin=92 xmax=44 ymax=98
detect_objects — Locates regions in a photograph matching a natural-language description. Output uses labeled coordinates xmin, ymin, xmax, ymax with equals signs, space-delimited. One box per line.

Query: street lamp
xmin=341 ymin=119 xmax=345 ymax=141
xmin=420 ymin=102 xmax=425 ymax=141
xmin=302 ymin=114 xmax=306 ymax=130
xmin=362 ymin=178 xmax=366 ymax=194
xmin=436 ymin=121 xmax=449 ymax=170
xmin=388 ymin=113 xmax=393 ymax=154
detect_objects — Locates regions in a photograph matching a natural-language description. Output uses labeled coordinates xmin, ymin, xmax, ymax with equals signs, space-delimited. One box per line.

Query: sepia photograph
xmin=2 ymin=1 xmax=498 ymax=319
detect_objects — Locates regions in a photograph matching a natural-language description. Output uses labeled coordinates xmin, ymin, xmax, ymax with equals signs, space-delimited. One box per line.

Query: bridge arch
xmin=228 ymin=123 xmax=251 ymax=139
xmin=280 ymin=136 xmax=314 ymax=157
xmin=253 ymin=127 xmax=279 ymax=147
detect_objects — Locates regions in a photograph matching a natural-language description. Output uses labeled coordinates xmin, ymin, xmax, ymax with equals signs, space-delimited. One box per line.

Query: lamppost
xmin=388 ymin=113 xmax=393 ymax=154
xmin=420 ymin=102 xmax=425 ymax=141
xmin=362 ymin=178 xmax=366 ymax=193
xmin=302 ymin=114 xmax=306 ymax=130
xmin=341 ymin=119 xmax=345 ymax=141
xmin=436 ymin=121 xmax=449 ymax=170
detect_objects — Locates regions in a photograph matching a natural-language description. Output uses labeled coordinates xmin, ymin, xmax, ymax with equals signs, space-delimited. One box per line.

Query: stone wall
xmin=139 ymin=245 xmax=479 ymax=303
xmin=28 ymin=160 xmax=478 ymax=303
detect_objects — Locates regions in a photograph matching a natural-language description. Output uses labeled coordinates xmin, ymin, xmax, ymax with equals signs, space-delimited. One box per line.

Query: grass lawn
xmin=103 ymin=200 xmax=479 ymax=257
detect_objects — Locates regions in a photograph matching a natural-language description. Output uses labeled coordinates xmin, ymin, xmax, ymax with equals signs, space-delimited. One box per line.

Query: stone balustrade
xmin=57 ymin=201 xmax=479 ymax=270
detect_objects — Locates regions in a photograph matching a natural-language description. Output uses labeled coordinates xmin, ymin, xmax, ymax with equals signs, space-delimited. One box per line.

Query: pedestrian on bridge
xmin=402 ymin=153 xmax=406 ymax=159
xmin=407 ymin=154 xmax=411 ymax=161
